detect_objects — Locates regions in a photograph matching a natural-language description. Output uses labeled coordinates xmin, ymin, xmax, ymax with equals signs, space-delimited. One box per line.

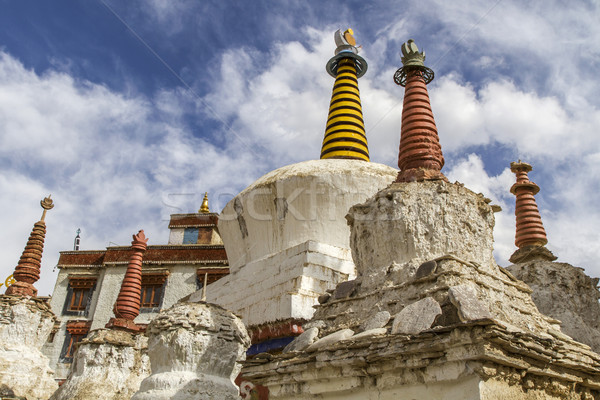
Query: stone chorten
xmin=189 ymin=29 xmax=398 ymax=354
xmin=51 ymin=230 xmax=151 ymax=400
xmin=506 ymin=161 xmax=600 ymax=354
xmin=0 ymin=196 xmax=58 ymax=400
xmin=393 ymin=39 xmax=445 ymax=183
xmin=6 ymin=196 xmax=54 ymax=297
xmin=131 ymin=301 xmax=250 ymax=400
xmin=242 ymin=40 xmax=600 ymax=400
xmin=320 ymin=28 xmax=370 ymax=161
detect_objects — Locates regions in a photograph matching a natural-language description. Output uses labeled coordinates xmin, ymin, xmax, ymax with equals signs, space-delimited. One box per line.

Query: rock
xmin=303 ymin=320 xmax=326 ymax=330
xmin=132 ymin=302 xmax=250 ymax=400
xmin=347 ymin=181 xmax=497 ymax=290
xmin=392 ymin=297 xmax=442 ymax=335
xmin=49 ymin=329 xmax=149 ymax=400
xmin=432 ymin=302 xmax=461 ymax=327
xmin=351 ymin=328 xmax=387 ymax=340
xmin=415 ymin=260 xmax=437 ymax=279
xmin=317 ymin=293 xmax=331 ymax=304
xmin=360 ymin=311 xmax=391 ymax=331
xmin=448 ymin=284 xmax=492 ymax=321
xmin=306 ymin=329 xmax=354 ymax=352
xmin=283 ymin=327 xmax=319 ymax=353
xmin=0 ymin=296 xmax=58 ymax=400
xmin=508 ymin=260 xmax=600 ymax=353
xmin=333 ymin=280 xmax=358 ymax=300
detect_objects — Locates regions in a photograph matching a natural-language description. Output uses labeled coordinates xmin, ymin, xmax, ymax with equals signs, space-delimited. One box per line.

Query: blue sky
xmin=1 ymin=0 xmax=598 ymax=296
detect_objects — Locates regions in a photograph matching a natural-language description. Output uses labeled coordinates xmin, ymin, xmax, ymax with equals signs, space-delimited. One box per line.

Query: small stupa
xmin=50 ymin=230 xmax=151 ymax=400
xmin=0 ymin=196 xmax=58 ymax=400
xmin=506 ymin=161 xmax=600 ymax=353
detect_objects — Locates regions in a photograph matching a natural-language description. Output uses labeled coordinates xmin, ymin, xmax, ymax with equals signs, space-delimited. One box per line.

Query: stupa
xmin=190 ymin=28 xmax=398 ymax=354
xmin=241 ymin=39 xmax=600 ymax=400
xmin=0 ymin=196 xmax=58 ymax=400
xmin=506 ymin=162 xmax=600 ymax=353
xmin=50 ymin=230 xmax=151 ymax=400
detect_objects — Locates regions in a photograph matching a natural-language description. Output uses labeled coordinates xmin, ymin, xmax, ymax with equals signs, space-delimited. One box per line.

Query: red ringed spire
xmin=106 ymin=230 xmax=148 ymax=333
xmin=509 ymin=161 xmax=557 ymax=263
xmin=6 ymin=196 xmax=54 ymax=297
xmin=394 ymin=39 xmax=446 ymax=182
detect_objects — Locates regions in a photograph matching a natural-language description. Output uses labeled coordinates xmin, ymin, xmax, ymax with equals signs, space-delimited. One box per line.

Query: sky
xmin=0 ymin=0 xmax=598 ymax=296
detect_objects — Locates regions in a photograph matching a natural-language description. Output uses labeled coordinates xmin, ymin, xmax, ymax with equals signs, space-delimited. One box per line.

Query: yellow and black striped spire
xmin=321 ymin=29 xmax=369 ymax=162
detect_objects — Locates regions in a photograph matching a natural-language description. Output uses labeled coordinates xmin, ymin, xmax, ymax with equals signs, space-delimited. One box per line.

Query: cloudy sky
xmin=1 ymin=0 xmax=598 ymax=296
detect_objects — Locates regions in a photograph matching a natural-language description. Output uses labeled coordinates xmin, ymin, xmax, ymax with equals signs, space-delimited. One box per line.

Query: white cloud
xmin=0 ymin=51 xmax=266 ymax=296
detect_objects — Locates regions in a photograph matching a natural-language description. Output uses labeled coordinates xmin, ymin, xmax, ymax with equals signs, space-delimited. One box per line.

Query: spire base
xmin=4 ymin=281 xmax=37 ymax=297
xmin=326 ymin=52 xmax=368 ymax=78
xmin=395 ymin=167 xmax=448 ymax=183
xmin=105 ymin=317 xmax=146 ymax=333
xmin=509 ymin=245 xmax=557 ymax=264
xmin=394 ymin=66 xmax=434 ymax=87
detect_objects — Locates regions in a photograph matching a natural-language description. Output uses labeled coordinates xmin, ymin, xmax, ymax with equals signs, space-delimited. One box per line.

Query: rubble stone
xmin=306 ymin=329 xmax=354 ymax=352
xmin=351 ymin=328 xmax=387 ymax=339
xmin=391 ymin=297 xmax=441 ymax=335
xmin=49 ymin=329 xmax=149 ymax=400
xmin=360 ymin=311 xmax=391 ymax=331
xmin=415 ymin=260 xmax=437 ymax=279
xmin=508 ymin=260 xmax=600 ymax=353
xmin=333 ymin=280 xmax=358 ymax=299
xmin=0 ymin=295 xmax=57 ymax=400
xmin=448 ymin=284 xmax=492 ymax=321
xmin=283 ymin=327 xmax=319 ymax=353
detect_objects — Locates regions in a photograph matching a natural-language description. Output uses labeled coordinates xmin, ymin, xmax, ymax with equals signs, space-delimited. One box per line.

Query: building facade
xmin=42 ymin=208 xmax=228 ymax=381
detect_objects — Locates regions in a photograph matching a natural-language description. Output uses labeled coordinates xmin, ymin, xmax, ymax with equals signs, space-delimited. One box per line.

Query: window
xmin=63 ymin=333 xmax=85 ymax=359
xmin=196 ymin=268 xmax=229 ymax=290
xmin=69 ymin=287 xmax=89 ymax=311
xmin=62 ymin=277 xmax=96 ymax=316
xmin=60 ymin=321 xmax=91 ymax=362
xmin=141 ymin=284 xmax=163 ymax=308
xmin=183 ymin=227 xmax=199 ymax=244
xmin=140 ymin=272 xmax=169 ymax=312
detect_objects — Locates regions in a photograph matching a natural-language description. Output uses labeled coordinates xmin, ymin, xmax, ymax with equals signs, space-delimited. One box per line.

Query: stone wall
xmin=49 ymin=329 xmax=149 ymax=400
xmin=244 ymin=321 xmax=600 ymax=400
xmin=508 ymin=260 xmax=600 ymax=353
xmin=0 ymin=295 xmax=58 ymax=400
xmin=195 ymin=241 xmax=354 ymax=325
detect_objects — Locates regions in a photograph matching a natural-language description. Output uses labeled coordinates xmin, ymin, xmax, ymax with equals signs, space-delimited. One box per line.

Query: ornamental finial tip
xmin=40 ymin=195 xmax=54 ymax=221
xmin=333 ymin=28 xmax=361 ymax=55
xmin=400 ymin=39 xmax=426 ymax=68
xmin=199 ymin=192 xmax=210 ymax=213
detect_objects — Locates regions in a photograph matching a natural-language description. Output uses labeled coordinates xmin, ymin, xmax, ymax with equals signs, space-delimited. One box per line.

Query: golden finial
xmin=40 ymin=195 xmax=54 ymax=221
xmin=199 ymin=192 xmax=210 ymax=213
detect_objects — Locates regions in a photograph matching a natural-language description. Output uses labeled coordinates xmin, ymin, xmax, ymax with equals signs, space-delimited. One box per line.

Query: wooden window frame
xmin=140 ymin=272 xmax=169 ymax=313
xmin=62 ymin=277 xmax=97 ymax=317
xmin=59 ymin=321 xmax=91 ymax=362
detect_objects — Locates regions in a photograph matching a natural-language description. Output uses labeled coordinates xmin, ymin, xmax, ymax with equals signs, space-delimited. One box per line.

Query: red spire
xmin=6 ymin=196 xmax=53 ymax=297
xmin=106 ymin=230 xmax=148 ymax=332
xmin=394 ymin=39 xmax=446 ymax=183
xmin=510 ymin=162 xmax=548 ymax=248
